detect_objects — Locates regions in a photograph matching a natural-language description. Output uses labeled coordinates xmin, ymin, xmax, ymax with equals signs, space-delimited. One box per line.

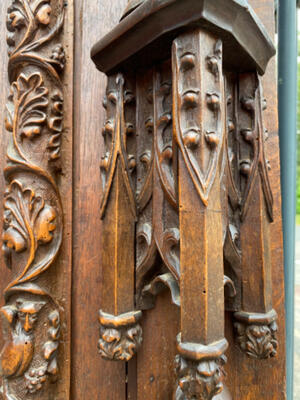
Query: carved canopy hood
xmin=91 ymin=0 xmax=277 ymax=399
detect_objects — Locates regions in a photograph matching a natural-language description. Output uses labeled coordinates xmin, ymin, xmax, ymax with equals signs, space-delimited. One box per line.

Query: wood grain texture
xmin=137 ymin=290 xmax=180 ymax=399
xmin=72 ymin=0 xmax=128 ymax=399
xmin=0 ymin=0 xmax=73 ymax=398
xmin=0 ymin=1 xmax=11 ymax=397
xmin=225 ymin=0 xmax=287 ymax=398
xmin=0 ymin=1 xmax=285 ymax=399
xmin=132 ymin=1 xmax=286 ymax=399
xmin=91 ymin=0 xmax=275 ymax=75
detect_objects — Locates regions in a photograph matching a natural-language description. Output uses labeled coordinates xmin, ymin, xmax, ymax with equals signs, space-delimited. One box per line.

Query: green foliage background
xmin=297 ymin=52 xmax=300 ymax=215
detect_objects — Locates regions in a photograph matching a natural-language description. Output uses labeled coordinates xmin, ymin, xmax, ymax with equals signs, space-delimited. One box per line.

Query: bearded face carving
xmin=0 ymin=299 xmax=46 ymax=378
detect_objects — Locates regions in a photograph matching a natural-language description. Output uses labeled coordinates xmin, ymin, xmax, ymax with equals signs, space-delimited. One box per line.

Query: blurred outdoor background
xmin=295 ymin=8 xmax=300 ymax=399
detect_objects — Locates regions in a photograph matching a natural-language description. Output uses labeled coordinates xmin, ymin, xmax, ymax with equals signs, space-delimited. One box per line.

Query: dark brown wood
xmin=89 ymin=0 xmax=286 ymax=399
xmin=137 ymin=290 xmax=180 ymax=399
xmin=172 ymin=29 xmax=228 ymax=400
xmin=0 ymin=0 xmax=73 ymax=398
xmin=0 ymin=1 xmax=285 ymax=399
xmin=100 ymin=73 xmax=136 ymax=317
xmin=91 ymin=0 xmax=275 ymax=75
xmin=225 ymin=0 xmax=287 ymax=398
xmin=71 ymin=1 xmax=129 ymax=399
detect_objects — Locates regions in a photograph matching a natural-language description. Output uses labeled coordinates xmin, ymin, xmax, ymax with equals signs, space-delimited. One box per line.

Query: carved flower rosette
xmin=1 ymin=0 xmax=66 ymax=398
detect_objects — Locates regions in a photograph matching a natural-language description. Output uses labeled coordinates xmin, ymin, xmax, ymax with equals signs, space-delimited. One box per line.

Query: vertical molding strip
xmin=278 ymin=1 xmax=297 ymax=398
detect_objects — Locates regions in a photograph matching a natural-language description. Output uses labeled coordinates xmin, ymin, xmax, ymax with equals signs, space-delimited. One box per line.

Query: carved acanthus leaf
xmin=98 ymin=310 xmax=143 ymax=362
xmin=234 ymin=310 xmax=278 ymax=359
xmin=174 ymin=356 xmax=226 ymax=400
xmin=6 ymin=72 xmax=48 ymax=142
xmin=3 ymin=181 xmax=57 ymax=293
xmin=174 ymin=336 xmax=228 ymax=400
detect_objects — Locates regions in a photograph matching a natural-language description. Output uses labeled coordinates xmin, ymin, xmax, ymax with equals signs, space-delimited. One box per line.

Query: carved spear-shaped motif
xmin=172 ymin=29 xmax=228 ymax=400
xmin=98 ymin=74 xmax=142 ymax=361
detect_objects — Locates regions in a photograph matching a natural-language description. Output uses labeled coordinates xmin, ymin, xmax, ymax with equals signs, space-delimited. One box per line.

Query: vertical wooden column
xmin=98 ymin=74 xmax=143 ymax=362
xmin=0 ymin=0 xmax=73 ymax=398
xmin=172 ymin=29 xmax=228 ymax=400
xmin=233 ymin=73 xmax=278 ymax=359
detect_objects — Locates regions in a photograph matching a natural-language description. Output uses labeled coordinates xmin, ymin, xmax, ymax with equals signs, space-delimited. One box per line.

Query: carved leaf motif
xmin=48 ymin=90 xmax=64 ymax=165
xmin=234 ymin=321 xmax=278 ymax=359
xmin=7 ymin=72 xmax=48 ymax=142
xmin=136 ymin=223 xmax=157 ymax=271
xmin=140 ymin=273 xmax=180 ymax=309
xmin=7 ymin=9 xmax=26 ymax=31
xmin=6 ymin=0 xmax=51 ymax=55
xmin=2 ymin=0 xmax=65 ymax=396
xmin=7 ymin=0 xmax=52 ymax=28
xmin=174 ymin=355 xmax=225 ymax=400
xmin=7 ymin=2 xmax=27 ymax=34
xmin=6 ymin=0 xmax=64 ymax=68
xmin=35 ymin=1 xmax=52 ymax=26
xmin=3 ymin=180 xmax=56 ymax=285
xmin=98 ymin=324 xmax=143 ymax=362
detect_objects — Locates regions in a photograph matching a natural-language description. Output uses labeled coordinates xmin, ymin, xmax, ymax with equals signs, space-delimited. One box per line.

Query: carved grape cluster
xmin=25 ymin=365 xmax=48 ymax=394
xmin=48 ymin=90 xmax=64 ymax=168
xmin=51 ymin=44 xmax=66 ymax=71
xmin=24 ymin=310 xmax=60 ymax=393
xmin=43 ymin=310 xmax=60 ymax=379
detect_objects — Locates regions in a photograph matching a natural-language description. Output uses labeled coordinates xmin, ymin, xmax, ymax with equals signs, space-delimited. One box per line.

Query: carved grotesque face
xmin=175 ymin=356 xmax=223 ymax=400
xmin=16 ymin=299 xmax=46 ymax=333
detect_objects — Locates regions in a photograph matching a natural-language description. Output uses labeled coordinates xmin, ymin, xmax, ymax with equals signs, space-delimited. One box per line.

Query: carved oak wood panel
xmin=0 ymin=0 xmax=73 ymax=398
xmin=224 ymin=0 xmax=287 ymax=398
xmin=0 ymin=1 xmax=286 ymax=399
xmin=90 ymin=0 xmax=286 ymax=399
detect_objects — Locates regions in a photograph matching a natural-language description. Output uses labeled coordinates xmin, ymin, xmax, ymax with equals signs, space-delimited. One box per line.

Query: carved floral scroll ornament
xmin=1 ymin=0 xmax=65 ymax=398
